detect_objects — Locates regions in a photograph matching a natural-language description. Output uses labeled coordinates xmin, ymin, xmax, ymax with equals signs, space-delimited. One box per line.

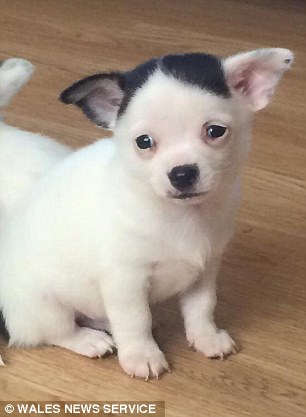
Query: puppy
xmin=0 ymin=58 xmax=72 ymax=365
xmin=0 ymin=58 xmax=72 ymax=216
xmin=0 ymin=49 xmax=293 ymax=377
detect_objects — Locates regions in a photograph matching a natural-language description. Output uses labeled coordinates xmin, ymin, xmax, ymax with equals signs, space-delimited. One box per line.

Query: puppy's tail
xmin=0 ymin=58 xmax=34 ymax=108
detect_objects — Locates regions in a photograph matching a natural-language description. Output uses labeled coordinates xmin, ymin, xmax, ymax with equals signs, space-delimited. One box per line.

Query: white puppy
xmin=0 ymin=58 xmax=72 ymax=365
xmin=0 ymin=49 xmax=293 ymax=377
xmin=0 ymin=58 xmax=72 ymax=216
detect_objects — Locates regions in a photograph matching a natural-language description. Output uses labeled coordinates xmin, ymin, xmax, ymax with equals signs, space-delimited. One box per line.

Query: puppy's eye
xmin=206 ymin=125 xmax=227 ymax=139
xmin=135 ymin=134 xmax=155 ymax=149
xmin=203 ymin=123 xmax=229 ymax=146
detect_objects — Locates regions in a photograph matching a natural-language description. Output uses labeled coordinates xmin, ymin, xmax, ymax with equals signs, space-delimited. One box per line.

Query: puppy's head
xmin=60 ymin=48 xmax=293 ymax=203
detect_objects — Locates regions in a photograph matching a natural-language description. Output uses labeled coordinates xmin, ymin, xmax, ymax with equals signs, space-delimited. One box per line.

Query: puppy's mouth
xmin=171 ymin=191 xmax=207 ymax=200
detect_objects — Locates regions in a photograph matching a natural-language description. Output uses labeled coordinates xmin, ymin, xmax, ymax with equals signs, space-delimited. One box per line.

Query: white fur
xmin=223 ymin=48 xmax=294 ymax=111
xmin=0 ymin=49 xmax=293 ymax=376
xmin=0 ymin=58 xmax=34 ymax=108
xmin=0 ymin=58 xmax=72 ymax=365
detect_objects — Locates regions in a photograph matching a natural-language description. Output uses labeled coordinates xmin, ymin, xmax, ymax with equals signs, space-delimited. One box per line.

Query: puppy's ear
xmin=60 ymin=73 xmax=125 ymax=129
xmin=223 ymin=48 xmax=294 ymax=111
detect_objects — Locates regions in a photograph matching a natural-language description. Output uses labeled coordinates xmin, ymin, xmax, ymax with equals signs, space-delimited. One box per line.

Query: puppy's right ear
xmin=60 ymin=73 xmax=125 ymax=129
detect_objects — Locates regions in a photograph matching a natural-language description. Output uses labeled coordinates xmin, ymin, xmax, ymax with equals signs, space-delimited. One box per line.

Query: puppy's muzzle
xmin=168 ymin=164 xmax=199 ymax=191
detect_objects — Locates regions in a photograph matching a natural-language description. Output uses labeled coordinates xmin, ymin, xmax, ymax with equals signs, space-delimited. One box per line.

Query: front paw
xmin=118 ymin=341 xmax=170 ymax=380
xmin=189 ymin=329 xmax=238 ymax=359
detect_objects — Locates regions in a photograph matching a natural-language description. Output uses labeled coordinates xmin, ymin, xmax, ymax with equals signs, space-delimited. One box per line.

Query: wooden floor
xmin=1 ymin=0 xmax=306 ymax=416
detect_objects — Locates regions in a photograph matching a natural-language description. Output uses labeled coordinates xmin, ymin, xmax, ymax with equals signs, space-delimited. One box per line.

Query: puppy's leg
xmin=6 ymin=299 xmax=114 ymax=358
xmin=53 ymin=327 xmax=114 ymax=357
xmin=180 ymin=258 xmax=237 ymax=359
xmin=103 ymin=270 xmax=169 ymax=379
xmin=0 ymin=58 xmax=34 ymax=107
xmin=76 ymin=314 xmax=111 ymax=333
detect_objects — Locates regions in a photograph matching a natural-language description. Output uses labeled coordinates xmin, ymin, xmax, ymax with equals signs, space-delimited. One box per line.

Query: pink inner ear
xmin=231 ymin=62 xmax=277 ymax=104
xmin=84 ymin=84 xmax=124 ymax=127
xmin=225 ymin=48 xmax=293 ymax=111
xmin=233 ymin=69 xmax=252 ymax=94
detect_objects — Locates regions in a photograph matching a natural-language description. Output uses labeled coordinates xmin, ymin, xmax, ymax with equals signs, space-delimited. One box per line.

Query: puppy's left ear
xmin=223 ymin=48 xmax=294 ymax=111
xmin=60 ymin=73 xmax=125 ymax=129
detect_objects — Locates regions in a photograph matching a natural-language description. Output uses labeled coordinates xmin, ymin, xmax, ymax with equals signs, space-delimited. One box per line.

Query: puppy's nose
xmin=168 ymin=164 xmax=199 ymax=191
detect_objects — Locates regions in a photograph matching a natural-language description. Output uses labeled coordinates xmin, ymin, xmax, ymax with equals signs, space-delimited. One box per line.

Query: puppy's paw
xmin=118 ymin=341 xmax=170 ymax=380
xmin=1 ymin=58 xmax=34 ymax=76
xmin=73 ymin=332 xmax=114 ymax=358
xmin=0 ymin=58 xmax=34 ymax=95
xmin=189 ymin=329 xmax=238 ymax=359
xmin=0 ymin=355 xmax=4 ymax=366
xmin=0 ymin=58 xmax=34 ymax=107
xmin=55 ymin=327 xmax=115 ymax=358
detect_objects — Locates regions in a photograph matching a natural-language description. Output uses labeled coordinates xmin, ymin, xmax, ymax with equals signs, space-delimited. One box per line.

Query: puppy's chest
xmin=149 ymin=260 xmax=201 ymax=302
xmin=148 ymin=212 xmax=213 ymax=302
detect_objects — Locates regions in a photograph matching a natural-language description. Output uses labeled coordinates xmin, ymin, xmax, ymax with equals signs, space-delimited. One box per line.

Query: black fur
xmin=118 ymin=58 xmax=160 ymax=115
xmin=119 ymin=53 xmax=230 ymax=115
xmin=0 ymin=310 xmax=9 ymax=341
xmin=162 ymin=53 xmax=230 ymax=96
xmin=60 ymin=72 xmax=125 ymax=128
xmin=60 ymin=72 xmax=125 ymax=105
xmin=60 ymin=52 xmax=231 ymax=126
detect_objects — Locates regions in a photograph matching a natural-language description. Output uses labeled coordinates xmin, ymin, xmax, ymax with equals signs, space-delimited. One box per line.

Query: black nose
xmin=168 ymin=164 xmax=199 ymax=191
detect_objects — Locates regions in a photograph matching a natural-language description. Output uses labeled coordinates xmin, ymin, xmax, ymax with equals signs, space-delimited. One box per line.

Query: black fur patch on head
xmin=161 ymin=53 xmax=230 ymax=96
xmin=118 ymin=58 xmax=160 ymax=115
xmin=118 ymin=53 xmax=230 ymax=115
xmin=60 ymin=52 xmax=230 ymax=127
